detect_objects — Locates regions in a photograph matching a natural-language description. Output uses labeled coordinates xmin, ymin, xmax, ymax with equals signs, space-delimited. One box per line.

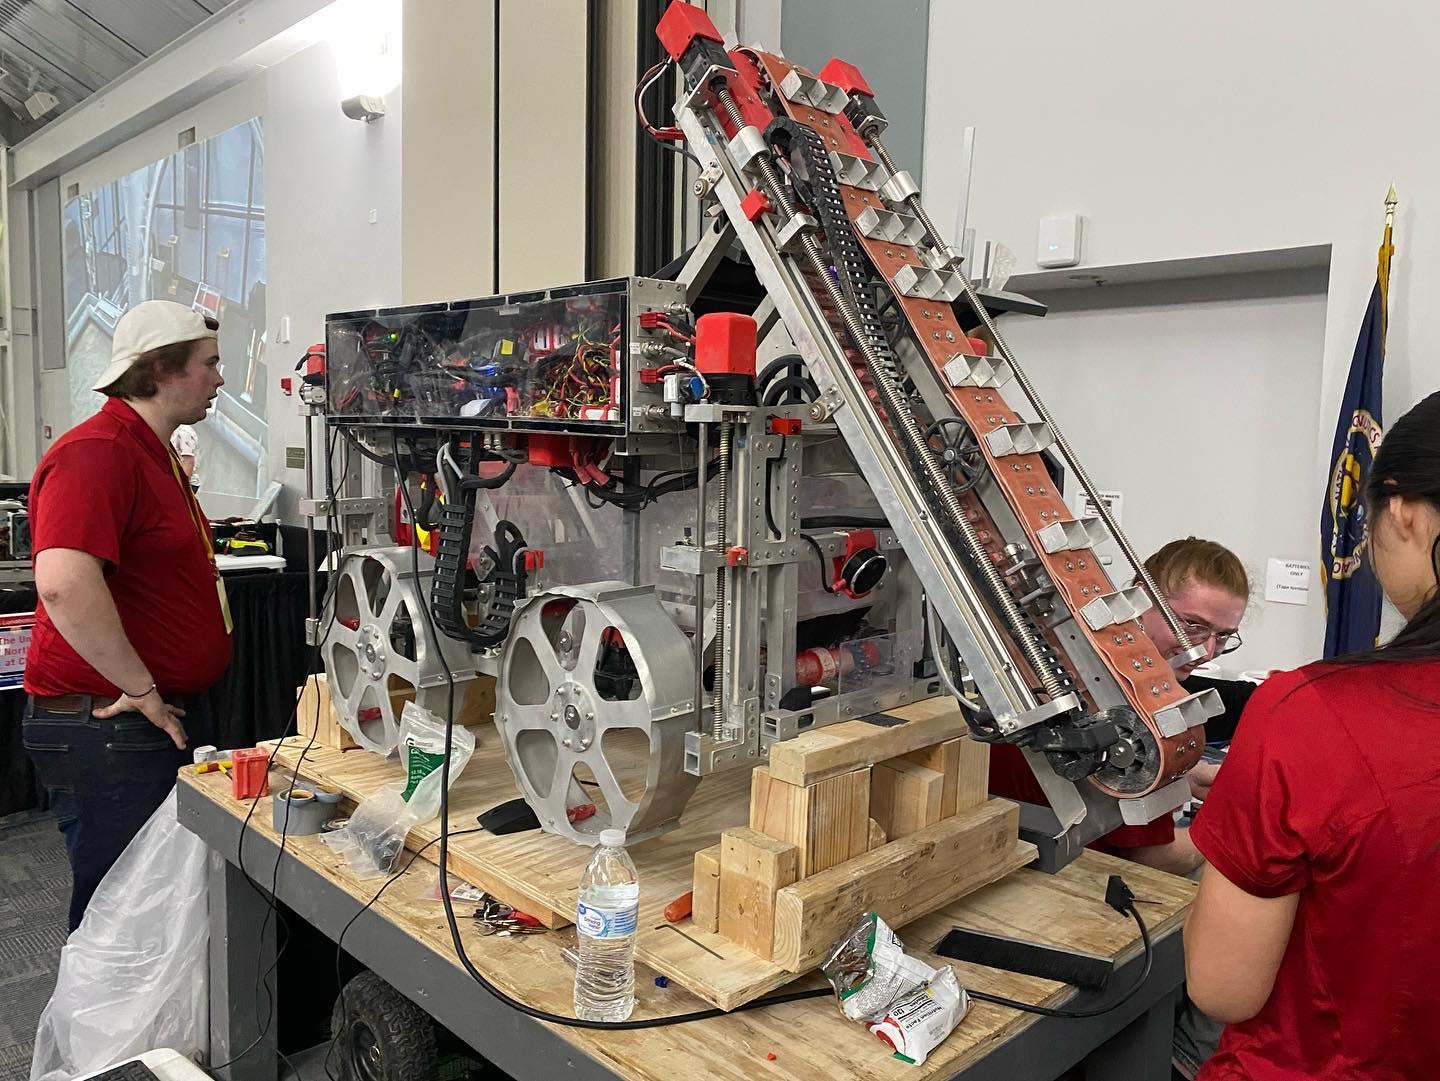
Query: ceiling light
xmin=340 ymin=94 xmax=386 ymax=122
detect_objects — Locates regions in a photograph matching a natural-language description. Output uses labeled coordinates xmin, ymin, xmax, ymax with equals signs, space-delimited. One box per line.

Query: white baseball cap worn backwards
xmin=92 ymin=300 xmax=218 ymax=392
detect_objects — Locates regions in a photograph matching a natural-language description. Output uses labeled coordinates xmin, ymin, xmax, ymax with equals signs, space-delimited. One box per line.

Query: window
xmin=62 ymin=118 xmax=268 ymax=501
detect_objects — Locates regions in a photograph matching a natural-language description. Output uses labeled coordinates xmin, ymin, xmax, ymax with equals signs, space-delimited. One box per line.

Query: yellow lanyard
xmin=168 ymin=448 xmax=232 ymax=634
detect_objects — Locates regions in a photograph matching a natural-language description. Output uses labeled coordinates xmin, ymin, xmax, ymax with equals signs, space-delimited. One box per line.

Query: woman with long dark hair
xmin=1184 ymin=390 xmax=1440 ymax=1079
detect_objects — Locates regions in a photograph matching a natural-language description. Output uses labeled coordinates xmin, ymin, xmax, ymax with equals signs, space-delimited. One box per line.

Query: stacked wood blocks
xmin=694 ymin=704 xmax=1013 ymax=970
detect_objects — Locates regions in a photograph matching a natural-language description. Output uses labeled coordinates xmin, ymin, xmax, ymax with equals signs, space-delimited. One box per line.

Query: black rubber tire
xmin=329 ymin=970 xmax=439 ymax=1081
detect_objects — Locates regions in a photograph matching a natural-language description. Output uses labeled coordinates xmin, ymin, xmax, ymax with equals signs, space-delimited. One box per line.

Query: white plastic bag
xmin=322 ymin=701 xmax=476 ymax=876
xmin=821 ymin=913 xmax=970 ymax=1067
xmin=30 ymin=788 xmax=209 ymax=1081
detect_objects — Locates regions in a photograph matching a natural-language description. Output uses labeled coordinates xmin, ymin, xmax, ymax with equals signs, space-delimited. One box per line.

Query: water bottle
xmin=574 ymin=828 xmax=639 ymax=1021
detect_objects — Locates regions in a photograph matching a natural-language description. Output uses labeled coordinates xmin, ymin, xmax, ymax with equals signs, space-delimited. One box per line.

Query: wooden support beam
xmin=691 ymin=844 xmax=721 ymax=934
xmin=870 ymin=758 xmax=943 ymax=840
xmin=765 ymin=707 xmax=966 ymax=787
xmin=771 ymin=798 xmax=1025 ymax=971
xmin=718 ymin=828 xmax=798 ymax=960
xmin=296 ymin=674 xmax=359 ymax=751
xmin=748 ymin=766 xmax=870 ymax=877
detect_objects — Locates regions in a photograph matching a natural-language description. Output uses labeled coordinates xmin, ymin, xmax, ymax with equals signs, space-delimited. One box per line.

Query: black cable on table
xmin=208 ymin=427 xmax=351 ymax=1076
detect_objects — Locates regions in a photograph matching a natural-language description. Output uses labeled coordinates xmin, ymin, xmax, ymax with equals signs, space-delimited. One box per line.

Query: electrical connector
xmin=1104 ymin=874 xmax=1135 ymax=914
xmin=639 ymin=311 xmax=665 ymax=330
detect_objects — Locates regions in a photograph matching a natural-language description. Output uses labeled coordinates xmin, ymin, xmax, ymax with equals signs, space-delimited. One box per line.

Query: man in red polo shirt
xmin=23 ymin=300 xmax=232 ymax=930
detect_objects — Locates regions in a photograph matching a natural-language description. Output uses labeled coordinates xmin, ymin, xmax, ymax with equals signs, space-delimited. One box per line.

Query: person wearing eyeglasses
xmin=989 ymin=537 xmax=1255 ymax=876
xmin=1134 ymin=537 xmax=1255 ymax=806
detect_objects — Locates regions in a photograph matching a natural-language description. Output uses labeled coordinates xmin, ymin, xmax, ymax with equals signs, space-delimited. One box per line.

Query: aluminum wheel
xmin=322 ymin=547 xmax=476 ymax=755
xmin=495 ymin=582 xmax=699 ymax=844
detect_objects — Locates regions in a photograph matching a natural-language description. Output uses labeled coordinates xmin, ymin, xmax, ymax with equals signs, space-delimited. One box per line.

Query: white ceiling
xmin=0 ymin=0 xmax=226 ymax=144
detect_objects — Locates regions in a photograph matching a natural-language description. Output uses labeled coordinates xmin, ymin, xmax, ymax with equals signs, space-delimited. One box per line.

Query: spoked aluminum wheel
xmin=322 ymin=547 xmax=476 ymax=755
xmin=495 ymin=582 xmax=699 ymax=844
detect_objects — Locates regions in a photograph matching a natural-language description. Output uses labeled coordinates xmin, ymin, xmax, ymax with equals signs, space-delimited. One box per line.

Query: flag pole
xmin=1380 ymin=184 xmax=1397 ymax=348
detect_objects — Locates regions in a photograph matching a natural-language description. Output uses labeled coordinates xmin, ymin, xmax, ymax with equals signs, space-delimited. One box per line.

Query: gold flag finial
xmin=1385 ymin=182 xmax=1398 ymax=228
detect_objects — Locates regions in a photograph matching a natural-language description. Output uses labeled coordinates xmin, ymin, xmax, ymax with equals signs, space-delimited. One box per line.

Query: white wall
xmin=1005 ymin=271 xmax=1329 ymax=672
xmin=922 ymin=0 xmax=1439 ymax=466
xmin=923 ymin=0 xmax=1440 ymax=664
xmin=263 ymin=38 xmax=402 ymax=521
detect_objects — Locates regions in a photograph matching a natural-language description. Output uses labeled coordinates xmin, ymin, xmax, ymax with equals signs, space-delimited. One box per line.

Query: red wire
xmin=657 ymin=319 xmax=695 ymax=344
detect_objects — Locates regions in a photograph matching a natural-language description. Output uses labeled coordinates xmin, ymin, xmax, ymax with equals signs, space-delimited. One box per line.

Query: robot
xmin=305 ymin=1 xmax=1218 ymax=871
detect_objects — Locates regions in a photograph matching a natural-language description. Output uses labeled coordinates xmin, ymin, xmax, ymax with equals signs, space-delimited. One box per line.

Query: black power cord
xmin=802 ymin=533 xmax=837 ymax=594
xmin=323 ymin=826 xmax=485 ymax=1080
xmin=208 ymin=426 xmax=352 ymax=1076
xmin=965 ymin=876 xmax=1154 ymax=1019
xmin=764 ymin=435 xmax=786 ymax=540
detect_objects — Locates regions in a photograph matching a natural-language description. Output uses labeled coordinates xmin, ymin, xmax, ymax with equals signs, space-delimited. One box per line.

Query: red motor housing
xmin=694 ymin=312 xmax=757 ymax=376
xmin=817 ymin=57 xmax=873 ymax=97
xmin=656 ymin=1 xmax=723 ymax=62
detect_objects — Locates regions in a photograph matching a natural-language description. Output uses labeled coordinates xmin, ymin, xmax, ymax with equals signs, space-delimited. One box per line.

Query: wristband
xmin=125 ymin=682 xmax=158 ymax=700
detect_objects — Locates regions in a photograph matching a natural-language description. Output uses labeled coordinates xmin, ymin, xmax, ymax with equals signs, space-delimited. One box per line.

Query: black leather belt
xmin=31 ymin=693 xmax=121 ymax=711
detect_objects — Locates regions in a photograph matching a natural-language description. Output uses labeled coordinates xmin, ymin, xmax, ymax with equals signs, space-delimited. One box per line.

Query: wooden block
xmin=456 ymin=674 xmax=497 ymax=727
xmin=772 ymin=798 xmax=1021 ymax=971
xmin=718 ymin=827 xmax=799 ymax=960
xmin=955 ymin=735 xmax=990 ymax=812
xmin=692 ymin=845 xmax=721 ymax=934
xmin=748 ymin=766 xmax=870 ymax=877
xmin=870 ymin=758 xmax=943 ymax=840
xmin=766 ymin=708 xmax=966 ymax=787
xmin=867 ymin=818 xmax=886 ymax=851
xmin=903 ymin=738 xmax=961 ymax=817
xmin=295 ymin=674 xmax=359 ymax=751
xmin=901 ymin=737 xmax=987 ymax=817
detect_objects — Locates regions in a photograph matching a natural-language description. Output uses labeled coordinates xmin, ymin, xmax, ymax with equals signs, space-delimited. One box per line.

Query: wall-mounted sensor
xmin=1037 ymin=213 xmax=1083 ymax=268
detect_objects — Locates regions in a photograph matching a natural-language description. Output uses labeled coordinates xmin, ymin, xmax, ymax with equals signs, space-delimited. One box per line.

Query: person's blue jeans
xmin=22 ymin=693 xmax=211 ymax=931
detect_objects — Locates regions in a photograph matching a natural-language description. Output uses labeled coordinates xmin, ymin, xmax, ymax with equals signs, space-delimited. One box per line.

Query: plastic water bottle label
xmin=577 ymin=901 xmax=638 ymax=939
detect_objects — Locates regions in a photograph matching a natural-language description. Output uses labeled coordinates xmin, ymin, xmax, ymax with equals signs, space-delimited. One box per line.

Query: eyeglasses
xmin=1174 ymin=614 xmax=1243 ymax=657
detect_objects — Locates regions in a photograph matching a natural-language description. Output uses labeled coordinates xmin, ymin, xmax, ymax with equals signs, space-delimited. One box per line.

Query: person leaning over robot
xmin=989 ymin=537 xmax=1256 ymax=877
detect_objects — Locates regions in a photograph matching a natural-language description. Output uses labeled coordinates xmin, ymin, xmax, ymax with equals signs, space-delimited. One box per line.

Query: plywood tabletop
xmin=179 ymin=748 xmax=1194 ymax=1080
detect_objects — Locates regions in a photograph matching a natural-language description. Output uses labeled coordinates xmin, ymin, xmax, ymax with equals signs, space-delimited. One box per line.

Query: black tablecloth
xmin=0 ymin=572 xmax=318 ymax=817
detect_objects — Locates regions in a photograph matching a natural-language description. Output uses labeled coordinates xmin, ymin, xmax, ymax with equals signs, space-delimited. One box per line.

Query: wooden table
xmin=177 ymin=767 xmax=1195 ymax=1081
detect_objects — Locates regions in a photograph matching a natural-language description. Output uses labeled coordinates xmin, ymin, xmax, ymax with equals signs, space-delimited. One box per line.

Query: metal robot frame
xmin=302 ymin=0 xmax=1219 ymax=871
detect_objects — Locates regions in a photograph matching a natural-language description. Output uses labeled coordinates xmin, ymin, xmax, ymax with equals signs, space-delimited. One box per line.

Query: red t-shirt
xmin=988 ymin=742 xmax=1176 ymax=851
xmin=1191 ymin=661 xmax=1440 ymax=1081
xmin=25 ymin=398 xmax=232 ymax=697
